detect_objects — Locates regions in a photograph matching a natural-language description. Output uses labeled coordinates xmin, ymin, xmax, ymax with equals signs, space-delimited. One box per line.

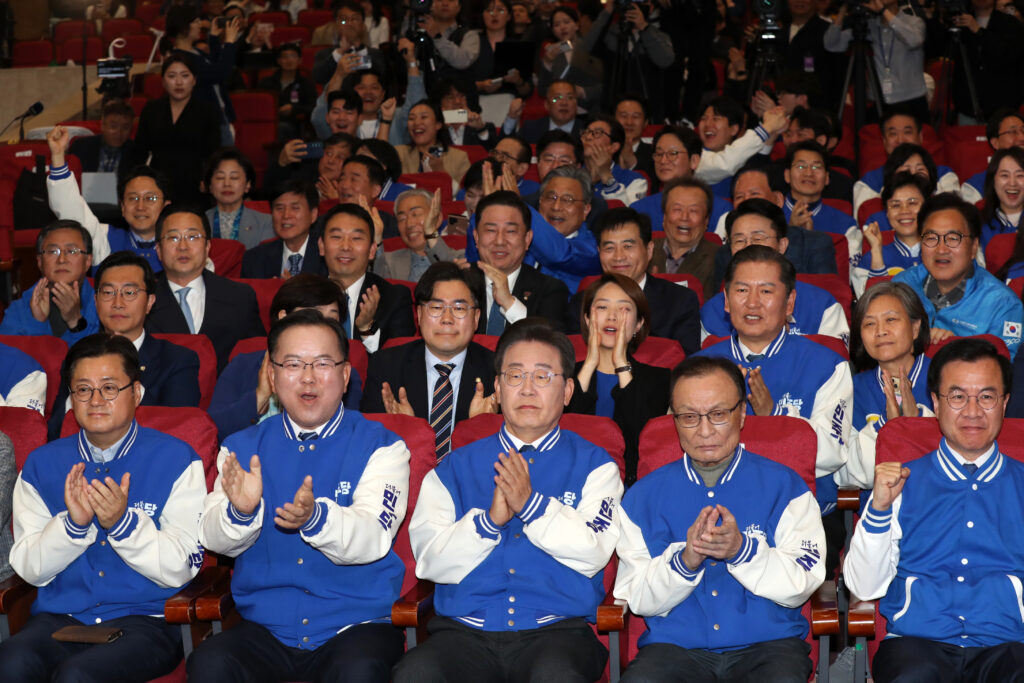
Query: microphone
xmin=0 ymin=101 xmax=44 ymax=140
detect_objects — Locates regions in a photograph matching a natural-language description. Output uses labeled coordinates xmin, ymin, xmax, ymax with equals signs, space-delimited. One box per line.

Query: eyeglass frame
xmin=270 ymin=358 xmax=348 ymax=374
xmin=123 ymin=193 xmax=163 ymax=204
xmin=421 ymin=301 xmax=478 ymax=318
xmin=161 ymin=232 xmax=207 ymax=245
xmin=500 ymin=369 xmax=564 ymax=387
xmin=920 ymin=231 xmax=969 ymax=248
xmin=96 ymin=285 xmax=148 ymax=301
xmin=672 ymin=399 xmax=744 ymax=428
xmin=38 ymin=246 xmax=89 ymax=258
xmin=538 ymin=191 xmax=582 ymax=207
xmin=70 ymin=382 xmax=134 ymax=402
xmin=936 ymin=391 xmax=1004 ymax=411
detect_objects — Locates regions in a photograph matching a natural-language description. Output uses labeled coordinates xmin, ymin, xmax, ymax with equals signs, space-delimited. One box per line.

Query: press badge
xmin=881 ymin=68 xmax=894 ymax=97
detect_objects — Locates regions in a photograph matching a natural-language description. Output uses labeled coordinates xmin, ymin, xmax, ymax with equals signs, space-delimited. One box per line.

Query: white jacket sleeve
xmin=960 ymin=182 xmax=983 ymax=205
xmin=843 ymin=494 xmax=903 ymax=600
xmin=300 ymin=440 xmax=410 ymax=565
xmin=520 ymin=460 xmax=622 ymax=578
xmin=0 ymin=370 xmax=46 ymax=414
xmin=198 ymin=447 xmax=266 ymax=558
xmin=107 ymin=460 xmax=205 ymax=588
xmin=937 ymin=170 xmax=961 ymax=195
xmin=46 ymin=172 xmax=112 ymax=264
xmin=10 ymin=476 xmax=97 ymax=586
xmin=695 ymin=127 xmax=771 ymax=185
xmin=410 ymin=469 xmax=503 ymax=583
xmin=853 ymin=180 xmax=879 ymax=220
xmin=838 ymin=403 xmax=934 ymax=489
xmin=807 ymin=361 xmax=853 ymax=478
xmin=817 ymin=302 xmax=851 ymax=343
xmin=727 ymin=490 xmax=826 ymax=607
xmin=613 ymin=506 xmax=702 ymax=617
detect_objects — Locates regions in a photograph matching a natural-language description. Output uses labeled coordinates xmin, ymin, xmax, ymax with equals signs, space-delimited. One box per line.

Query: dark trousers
xmin=619 ymin=637 xmax=811 ymax=683
xmin=873 ymin=636 xmax=1024 ymax=683
xmin=0 ymin=612 xmax=182 ymax=683
xmin=186 ymin=618 xmax=404 ymax=683
xmin=392 ymin=616 xmax=608 ymax=683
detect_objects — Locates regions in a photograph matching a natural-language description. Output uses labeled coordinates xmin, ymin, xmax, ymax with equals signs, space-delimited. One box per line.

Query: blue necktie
xmin=430 ymin=363 xmax=456 ymax=460
xmin=746 ymin=353 xmax=765 ymax=362
xmin=519 ymin=444 xmax=535 ymax=453
xmin=342 ymin=292 xmax=352 ymax=338
xmin=176 ymin=287 xmax=196 ymax=334
xmin=287 ymin=253 xmax=303 ymax=276
xmin=487 ymin=300 xmax=505 ymax=336
xmin=298 ymin=431 xmax=319 ymax=441
xmin=963 ymin=463 xmax=978 ymax=475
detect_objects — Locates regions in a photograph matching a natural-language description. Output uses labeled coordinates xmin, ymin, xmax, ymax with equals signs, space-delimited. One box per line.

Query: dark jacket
xmin=68 ymin=135 xmax=136 ymax=175
xmin=356 ymin=271 xmax=417 ymax=348
xmin=472 ymin=263 xmax=570 ymax=334
xmin=240 ymin=230 xmax=328 ymax=280
xmin=711 ymin=225 xmax=837 ymax=292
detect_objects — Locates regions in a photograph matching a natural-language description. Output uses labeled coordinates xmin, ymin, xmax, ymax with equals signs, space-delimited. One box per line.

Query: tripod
xmin=607 ymin=16 xmax=650 ymax=115
xmin=931 ymin=26 xmax=982 ymax=130
xmin=836 ymin=9 xmax=886 ymax=173
xmin=746 ymin=21 xmax=784 ymax=106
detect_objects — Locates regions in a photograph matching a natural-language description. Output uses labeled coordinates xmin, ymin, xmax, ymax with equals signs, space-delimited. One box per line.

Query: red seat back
xmin=0 ymin=406 xmax=48 ymax=471
xmin=631 ymin=336 xmax=685 ymax=369
xmin=857 ymin=197 xmax=884 ymax=229
xmin=151 ymin=333 xmax=217 ymax=410
xmin=797 ymin=272 xmax=852 ymax=325
xmin=230 ymin=92 xmax=278 ymax=187
xmin=925 ymin=333 xmax=1010 ymax=360
xmin=134 ymin=2 xmax=161 ymax=26
xmin=53 ymin=20 xmax=96 ymax=43
xmin=249 ymin=11 xmax=291 ymax=25
xmin=0 ymin=335 xmax=69 ymax=419
xmin=12 ymin=40 xmax=53 ymax=67
xmin=100 ymin=18 xmax=143 ymax=43
xmin=209 ymin=238 xmax=245 ymax=278
xmin=114 ymin=33 xmax=155 ymax=63
xmin=297 ymin=9 xmax=333 ymax=27
xmin=942 ymin=125 xmax=991 ymax=181
xmin=59 ymin=37 xmax=103 ymax=64
xmin=272 ymin=26 xmax=311 ymax=44
xmin=232 ymin=277 xmax=284 ymax=332
xmin=985 ymin=232 xmax=1016 ymax=276
xmin=451 ymin=145 xmax=488 ymax=164
xmin=398 ymin=173 xmax=453 ymax=203
xmin=822 ymin=198 xmax=853 ymax=216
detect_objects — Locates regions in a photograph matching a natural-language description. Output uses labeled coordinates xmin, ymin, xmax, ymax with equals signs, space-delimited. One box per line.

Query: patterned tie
xmin=963 ymin=462 xmax=978 ymax=475
xmin=746 ymin=353 xmax=765 ymax=362
xmin=486 ymin=299 xmax=505 ymax=336
xmin=298 ymin=431 xmax=319 ymax=441
xmin=430 ymin=363 xmax=456 ymax=460
xmin=176 ymin=287 xmax=196 ymax=334
xmin=288 ymin=253 xmax=303 ymax=276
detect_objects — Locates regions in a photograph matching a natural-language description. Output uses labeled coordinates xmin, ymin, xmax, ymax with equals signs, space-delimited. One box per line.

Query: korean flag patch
xmin=1004 ymin=321 xmax=1022 ymax=339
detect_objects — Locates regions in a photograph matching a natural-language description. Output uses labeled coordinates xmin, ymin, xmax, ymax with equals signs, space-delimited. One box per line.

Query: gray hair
xmin=539 ymin=165 xmax=593 ymax=206
xmin=395 ymin=188 xmax=434 ymax=213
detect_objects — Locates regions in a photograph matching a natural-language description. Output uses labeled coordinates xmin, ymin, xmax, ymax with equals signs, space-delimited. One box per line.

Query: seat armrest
xmin=194 ymin=567 xmax=235 ymax=622
xmin=597 ymin=598 xmax=628 ymax=633
xmin=836 ymin=487 xmax=862 ymax=511
xmin=165 ymin=566 xmax=232 ymax=624
xmin=810 ymin=579 xmax=840 ymax=636
xmin=0 ymin=575 xmax=36 ymax=613
xmin=848 ymin=599 xmax=877 ymax=638
xmin=391 ymin=579 xmax=434 ymax=628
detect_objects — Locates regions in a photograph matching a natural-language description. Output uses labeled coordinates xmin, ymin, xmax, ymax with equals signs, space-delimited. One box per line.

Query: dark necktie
xmin=963 ymin=462 xmax=978 ymax=475
xmin=486 ymin=299 xmax=505 ymax=336
xmin=430 ymin=363 xmax=456 ymax=460
xmin=288 ymin=253 xmax=302 ymax=276
xmin=342 ymin=292 xmax=352 ymax=339
xmin=746 ymin=353 xmax=765 ymax=362
xmin=135 ymin=240 xmax=155 ymax=250
xmin=298 ymin=431 xmax=319 ymax=441
xmin=519 ymin=444 xmax=535 ymax=454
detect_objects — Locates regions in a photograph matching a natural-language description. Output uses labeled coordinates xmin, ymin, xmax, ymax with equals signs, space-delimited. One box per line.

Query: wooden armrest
xmin=848 ymin=599 xmax=878 ymax=638
xmin=597 ymin=598 xmax=628 ymax=633
xmin=809 ymin=579 xmax=839 ymax=636
xmin=194 ymin=567 xmax=235 ymax=622
xmin=165 ymin=566 xmax=232 ymax=624
xmin=836 ymin=487 xmax=862 ymax=511
xmin=391 ymin=579 xmax=434 ymax=628
xmin=0 ymin=574 xmax=36 ymax=613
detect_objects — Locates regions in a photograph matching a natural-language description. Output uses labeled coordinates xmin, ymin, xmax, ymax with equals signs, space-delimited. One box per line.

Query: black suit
xmin=146 ymin=271 xmax=266 ymax=373
xmin=360 ymin=339 xmax=496 ymax=425
xmin=356 ymin=271 xmax=416 ymax=348
xmin=240 ymin=231 xmax=328 ymax=279
xmin=711 ymin=225 xmax=837 ymax=292
xmin=567 ymin=275 xmax=701 ymax=356
xmin=68 ymin=135 xmax=136 ymax=175
xmin=47 ymin=333 xmax=201 ymax=440
xmin=516 ymin=117 xmax=585 ymax=145
xmin=473 ymin=263 xmax=570 ymax=334
xmin=781 ymin=16 xmax=846 ymax=109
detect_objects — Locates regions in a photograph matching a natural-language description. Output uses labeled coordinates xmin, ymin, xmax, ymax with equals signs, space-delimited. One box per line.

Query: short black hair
xmin=917 ymin=192 xmax=981 ymax=240
xmin=494 ymin=317 xmax=575 ymax=378
xmin=325 ymin=131 xmax=359 ymax=152
xmin=268 ymin=308 xmax=349 ymax=363
xmin=94 ymin=250 xmax=156 ymax=295
xmin=881 ymin=171 xmax=932 ymax=206
xmin=927 ymin=337 xmax=1011 ymax=397
xmin=320 ymin=202 xmax=373 ymax=236
xmin=724 ymin=244 xmax=797 ymax=296
xmin=661 ymin=177 xmax=713 ymax=218
xmin=463 ymin=158 xmax=503 ymax=192
xmin=614 ymin=93 xmax=649 ymax=122
xmin=476 ymin=191 xmax=531 ymax=231
xmin=724 ymin=198 xmax=787 ymax=240
xmin=669 ymin=356 xmax=746 ymax=407
xmin=202 ymin=147 xmax=256 ymax=190
xmin=342 ymin=69 xmax=386 ymax=97
xmin=880 ymin=106 xmax=923 ymax=135
xmin=784 ymin=139 xmax=829 ymax=173
xmin=986 ymin=107 xmax=1024 ymax=143
xmin=270 ymin=273 xmax=347 ymax=323
xmin=789 ymin=106 xmax=832 ymax=140
xmin=536 ymin=129 xmax=583 ymax=165
xmin=356 ymin=139 xmax=402 ymax=182
xmin=584 ymin=113 xmax=625 ymax=150
xmin=271 ymin=179 xmax=319 ymax=209
xmin=64 ymin=332 xmax=142 ymax=389
xmin=37 ymin=219 xmax=92 ymax=255
xmin=343 ymin=154 xmax=387 ymax=189
xmin=652 ymin=125 xmax=702 ymax=157
xmin=101 ymin=99 xmax=134 ymax=120
xmin=327 ymin=88 xmax=363 ymax=114
xmin=883 ymin=143 xmax=938 ymax=192
xmin=118 ymin=165 xmax=172 ymax=202
xmin=161 ymin=52 xmax=197 ymax=77
xmin=155 ymin=204 xmax=212 ymax=240
xmin=275 ymin=42 xmax=302 ymax=59
xmin=702 ymin=96 xmax=745 ymax=128
xmin=596 ymin=206 xmax=652 ymax=245
xmin=414 ymin=261 xmax=486 ymax=309
xmin=774 ymin=70 xmax=819 ymax=97
xmin=730 ymin=161 xmax=782 ymax=199
xmin=498 ymin=134 xmax=532 ymax=165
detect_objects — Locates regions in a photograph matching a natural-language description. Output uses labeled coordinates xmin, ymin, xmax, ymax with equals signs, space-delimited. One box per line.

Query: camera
xmin=96 ymin=56 xmax=133 ymax=100
xmin=753 ymin=0 xmax=781 ymax=27
xmin=409 ymin=0 xmax=432 ymax=15
xmin=614 ymin=0 xmax=652 ymax=17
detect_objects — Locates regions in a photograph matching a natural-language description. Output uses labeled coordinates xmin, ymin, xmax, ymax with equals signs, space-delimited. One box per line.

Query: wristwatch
xmin=614 ymin=364 xmax=633 ymax=374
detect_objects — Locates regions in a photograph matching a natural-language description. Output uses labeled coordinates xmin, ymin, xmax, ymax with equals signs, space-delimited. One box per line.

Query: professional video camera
xmin=753 ymin=0 xmax=781 ymax=28
xmin=96 ymin=56 xmax=133 ymax=100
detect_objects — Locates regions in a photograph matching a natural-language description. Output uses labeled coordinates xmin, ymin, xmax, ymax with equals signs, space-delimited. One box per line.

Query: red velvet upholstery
xmin=925 ymin=334 xmax=1010 ymax=360
xmin=209 ymin=238 xmax=245 ymax=278
xmin=0 ymin=335 xmax=69 ymax=419
xmin=151 ymin=333 xmax=217 ymax=410
xmin=0 ymin=406 xmax=47 ymax=471
xmin=231 ymin=277 xmax=283 ymax=332
xmin=985 ymin=232 xmax=1015 ymax=276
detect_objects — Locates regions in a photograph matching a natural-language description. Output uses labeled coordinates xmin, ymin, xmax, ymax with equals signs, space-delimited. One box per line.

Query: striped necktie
xmin=430 ymin=363 xmax=456 ymax=460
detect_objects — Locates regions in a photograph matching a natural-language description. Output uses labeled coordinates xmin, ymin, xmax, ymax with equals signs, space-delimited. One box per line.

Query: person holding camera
xmin=406 ymin=0 xmax=481 ymax=85
xmin=312 ymin=1 xmax=389 ymax=87
xmin=536 ymin=6 xmax=604 ymax=113
xmin=824 ymin=0 xmax=928 ymax=122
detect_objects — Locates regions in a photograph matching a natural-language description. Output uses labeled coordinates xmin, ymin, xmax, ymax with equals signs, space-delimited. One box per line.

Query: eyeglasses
xmin=729 ymin=233 xmax=777 ymax=249
xmin=538 ymin=191 xmax=580 ymax=206
xmin=489 ymin=149 xmax=516 ymax=163
xmin=97 ymin=285 xmax=146 ymax=301
xmin=422 ymin=301 xmax=476 ymax=318
xmin=937 ymin=391 xmax=1003 ymax=411
xmin=673 ymin=399 xmax=743 ymax=428
xmin=124 ymin=194 xmax=162 ymax=204
xmin=539 ymin=154 xmax=574 ymax=166
xmin=71 ymin=382 xmax=132 ymax=402
xmin=887 ymin=198 xmax=922 ymax=211
xmin=997 ymin=126 xmax=1024 ymax=138
xmin=581 ymin=128 xmax=610 ymax=139
xmin=921 ymin=231 xmax=968 ymax=248
xmin=501 ymin=369 xmax=563 ymax=387
xmin=549 ymin=94 xmax=576 ymax=103
xmin=653 ymin=149 xmax=685 ymax=161
xmin=161 ymin=232 xmax=206 ymax=245
xmin=791 ymin=163 xmax=825 ymax=172
xmin=270 ymin=358 xmax=346 ymax=374
xmin=39 ymin=246 xmax=88 ymax=257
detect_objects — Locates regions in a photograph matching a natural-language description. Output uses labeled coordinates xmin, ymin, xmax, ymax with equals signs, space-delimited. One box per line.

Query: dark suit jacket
xmin=47 ymin=333 xmax=201 ymax=440
xmin=360 ymin=339 xmax=496 ymax=424
xmin=711 ymin=224 xmax=837 ymax=291
xmin=68 ymin=135 xmax=136 ymax=175
xmin=781 ymin=16 xmax=846 ymax=107
xmin=357 ymin=271 xmax=416 ymax=347
xmin=146 ymin=271 xmax=266 ymax=373
xmin=566 ymin=357 xmax=670 ymax=485
xmin=240 ymin=230 xmax=328 ymax=279
xmin=567 ymin=275 xmax=701 ymax=356
xmin=459 ymin=123 xmax=498 ymax=150
xmin=516 ymin=117 xmax=585 ymax=145
xmin=473 ymin=263 xmax=570 ymax=334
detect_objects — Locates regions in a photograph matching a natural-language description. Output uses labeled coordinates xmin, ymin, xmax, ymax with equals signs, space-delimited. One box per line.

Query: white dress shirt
xmin=484 ymin=265 xmax=528 ymax=327
xmin=168 ymin=275 xmax=207 ymax=333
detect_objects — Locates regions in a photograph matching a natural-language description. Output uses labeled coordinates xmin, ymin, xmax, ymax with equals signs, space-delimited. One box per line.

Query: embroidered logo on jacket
xmin=795 ymin=540 xmax=821 ymax=571
xmin=585 ymin=498 xmax=615 ymax=533
xmin=561 ymin=491 xmax=577 ymax=507
xmin=334 ymin=481 xmax=351 ymax=500
xmin=132 ymin=501 xmax=158 ymax=517
xmin=378 ymin=484 xmax=400 ymax=530
xmin=776 ymin=393 xmax=804 ymax=415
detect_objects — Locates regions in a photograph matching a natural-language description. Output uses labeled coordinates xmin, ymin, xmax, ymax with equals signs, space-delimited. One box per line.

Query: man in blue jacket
xmin=394 ymin=318 xmax=623 ymax=682
xmin=846 ymin=338 xmax=1024 ymax=682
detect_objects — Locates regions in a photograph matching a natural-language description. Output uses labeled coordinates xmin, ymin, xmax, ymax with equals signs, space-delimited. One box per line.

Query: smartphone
xmin=447 ymin=215 xmax=470 ymax=234
xmin=558 ymin=40 xmax=572 ymax=53
xmin=489 ymin=77 xmax=503 ymax=86
xmin=303 ymin=141 xmax=324 ymax=159
xmin=429 ymin=145 xmax=445 ymax=158
xmin=353 ymin=53 xmax=372 ymax=70
xmin=891 ymin=376 xmax=901 ymax=395
xmin=443 ymin=109 xmax=469 ymax=125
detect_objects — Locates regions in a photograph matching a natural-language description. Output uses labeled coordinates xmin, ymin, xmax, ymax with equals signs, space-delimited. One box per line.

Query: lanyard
xmin=876 ymin=20 xmax=897 ymax=71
